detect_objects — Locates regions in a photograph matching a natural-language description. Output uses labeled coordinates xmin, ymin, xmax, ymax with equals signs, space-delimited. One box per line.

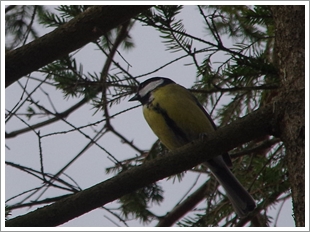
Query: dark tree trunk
xmin=271 ymin=5 xmax=305 ymax=227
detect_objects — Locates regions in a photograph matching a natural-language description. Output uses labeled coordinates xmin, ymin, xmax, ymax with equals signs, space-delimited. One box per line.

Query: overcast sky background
xmin=2 ymin=3 xmax=302 ymax=228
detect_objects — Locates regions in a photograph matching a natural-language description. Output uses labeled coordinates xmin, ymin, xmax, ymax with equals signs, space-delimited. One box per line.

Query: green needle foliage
xmin=5 ymin=5 xmax=297 ymax=227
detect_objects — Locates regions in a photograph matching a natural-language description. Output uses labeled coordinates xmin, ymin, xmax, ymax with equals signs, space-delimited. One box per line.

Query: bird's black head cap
xmin=129 ymin=77 xmax=175 ymax=103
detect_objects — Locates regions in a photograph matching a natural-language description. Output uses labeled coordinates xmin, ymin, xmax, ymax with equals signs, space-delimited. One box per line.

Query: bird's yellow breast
xmin=142 ymin=83 xmax=215 ymax=150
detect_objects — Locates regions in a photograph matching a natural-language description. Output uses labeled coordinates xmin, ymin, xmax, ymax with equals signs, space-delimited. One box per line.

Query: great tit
xmin=129 ymin=77 xmax=256 ymax=217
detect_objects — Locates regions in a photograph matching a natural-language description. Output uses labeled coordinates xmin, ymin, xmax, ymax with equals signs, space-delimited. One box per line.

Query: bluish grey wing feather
xmin=193 ymin=97 xmax=233 ymax=167
xmin=191 ymin=91 xmax=255 ymax=216
xmin=204 ymin=156 xmax=256 ymax=217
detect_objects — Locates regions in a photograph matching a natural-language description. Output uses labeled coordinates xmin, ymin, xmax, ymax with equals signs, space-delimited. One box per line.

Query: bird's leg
xmin=199 ymin=132 xmax=209 ymax=141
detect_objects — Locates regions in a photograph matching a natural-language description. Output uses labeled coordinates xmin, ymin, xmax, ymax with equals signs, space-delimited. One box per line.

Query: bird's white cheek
xmin=139 ymin=79 xmax=164 ymax=98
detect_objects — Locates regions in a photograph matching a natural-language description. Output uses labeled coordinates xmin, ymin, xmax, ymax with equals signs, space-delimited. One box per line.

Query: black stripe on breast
xmin=152 ymin=102 xmax=190 ymax=145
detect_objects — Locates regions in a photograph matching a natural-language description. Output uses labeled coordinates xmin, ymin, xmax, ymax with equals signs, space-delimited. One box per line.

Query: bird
xmin=129 ymin=77 xmax=256 ymax=217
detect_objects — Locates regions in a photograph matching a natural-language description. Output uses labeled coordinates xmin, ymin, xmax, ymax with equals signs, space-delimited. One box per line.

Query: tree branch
xmin=5 ymin=97 xmax=88 ymax=138
xmin=156 ymin=180 xmax=211 ymax=227
xmin=5 ymin=101 xmax=278 ymax=227
xmin=5 ymin=5 xmax=152 ymax=87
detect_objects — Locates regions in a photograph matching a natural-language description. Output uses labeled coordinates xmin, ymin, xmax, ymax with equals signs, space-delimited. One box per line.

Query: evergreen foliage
xmin=5 ymin=5 xmax=292 ymax=227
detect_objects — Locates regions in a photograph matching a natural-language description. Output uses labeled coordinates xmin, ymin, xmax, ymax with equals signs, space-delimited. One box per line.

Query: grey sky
xmin=3 ymin=4 xmax=295 ymax=227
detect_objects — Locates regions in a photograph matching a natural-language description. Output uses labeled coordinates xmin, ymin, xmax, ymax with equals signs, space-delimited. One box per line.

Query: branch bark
xmin=5 ymin=5 xmax=152 ymax=87
xmin=6 ymin=102 xmax=279 ymax=227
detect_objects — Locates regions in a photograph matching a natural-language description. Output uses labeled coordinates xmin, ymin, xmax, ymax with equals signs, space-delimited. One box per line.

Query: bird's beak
xmin=129 ymin=94 xmax=139 ymax=102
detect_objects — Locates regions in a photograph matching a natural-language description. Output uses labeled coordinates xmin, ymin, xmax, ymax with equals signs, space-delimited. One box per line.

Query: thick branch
xmin=5 ymin=102 xmax=277 ymax=227
xmin=5 ymin=5 xmax=152 ymax=87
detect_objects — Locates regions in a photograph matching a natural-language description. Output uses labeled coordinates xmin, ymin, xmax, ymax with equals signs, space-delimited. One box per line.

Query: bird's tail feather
xmin=204 ymin=156 xmax=256 ymax=217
